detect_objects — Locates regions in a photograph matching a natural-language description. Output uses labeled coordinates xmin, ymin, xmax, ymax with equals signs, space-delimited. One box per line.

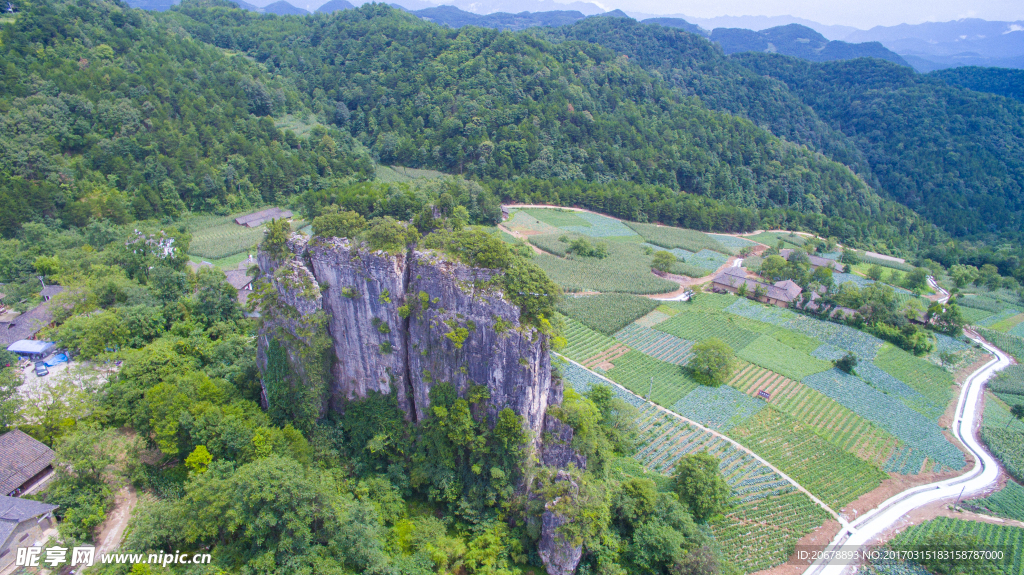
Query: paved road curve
xmin=804 ymin=333 xmax=1011 ymax=574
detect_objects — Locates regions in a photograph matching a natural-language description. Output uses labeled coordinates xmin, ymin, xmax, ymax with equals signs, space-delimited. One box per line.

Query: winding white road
xmin=804 ymin=333 xmax=1011 ymax=574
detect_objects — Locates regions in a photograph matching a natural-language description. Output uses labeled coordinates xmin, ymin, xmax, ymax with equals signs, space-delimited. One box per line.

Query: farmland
xmin=874 ymin=345 xmax=955 ymax=411
xmin=531 ymin=234 xmax=679 ymax=294
xmin=803 ymin=369 xmax=965 ymax=472
xmin=624 ymin=221 xmax=728 ymax=253
xmin=520 ymin=208 xmax=593 ymax=229
xmin=183 ymin=211 xmax=306 ymax=260
xmin=978 ymin=328 xmax=1024 ymax=362
xmin=965 ymin=480 xmax=1024 ymax=522
xmin=887 ymin=517 xmax=1024 ymax=575
xmin=604 ymin=351 xmax=699 ymax=406
xmin=737 ymin=335 xmax=831 ymax=381
xmin=613 ymin=324 xmax=695 ymax=365
xmin=502 ymin=210 xmax=558 ymax=234
xmin=707 ymin=234 xmax=759 ymax=254
xmin=558 ymin=354 xmax=833 ymax=574
xmin=559 ymin=318 xmax=617 ymax=363
xmin=990 ymin=365 xmax=1024 ymax=396
xmin=670 ymin=385 xmax=766 ymax=432
xmin=557 ymin=294 xmax=658 ymax=335
xmin=730 ymin=364 xmax=899 ymax=468
xmin=728 ymin=407 xmax=888 ymax=509
xmin=711 ymin=492 xmax=832 ymax=573
xmin=655 ymin=310 xmax=762 ymax=351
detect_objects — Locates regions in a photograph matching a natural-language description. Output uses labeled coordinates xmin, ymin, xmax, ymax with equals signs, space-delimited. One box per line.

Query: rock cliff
xmin=256 ymin=233 xmax=577 ymax=457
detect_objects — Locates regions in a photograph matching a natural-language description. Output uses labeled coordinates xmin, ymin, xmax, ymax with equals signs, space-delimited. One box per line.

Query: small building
xmin=234 ymin=208 xmax=293 ymax=228
xmin=38 ymin=285 xmax=63 ymax=302
xmin=501 ymin=206 xmax=510 ymax=221
xmin=0 ymin=430 xmax=55 ymax=497
xmin=224 ymin=261 xmax=255 ymax=305
xmin=779 ymin=249 xmax=844 ymax=272
xmin=187 ymin=260 xmax=215 ymax=274
xmin=712 ymin=267 xmax=803 ymax=308
xmin=0 ymin=495 xmax=58 ymax=571
xmin=0 ymin=300 xmax=56 ymax=350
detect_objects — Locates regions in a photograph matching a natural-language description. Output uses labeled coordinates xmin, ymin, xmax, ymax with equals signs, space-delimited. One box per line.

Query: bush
xmin=312 ymin=210 xmax=367 ymax=239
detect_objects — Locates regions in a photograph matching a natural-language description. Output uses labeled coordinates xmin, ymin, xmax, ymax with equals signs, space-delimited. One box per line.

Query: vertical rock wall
xmin=257 ymin=235 xmax=566 ymax=445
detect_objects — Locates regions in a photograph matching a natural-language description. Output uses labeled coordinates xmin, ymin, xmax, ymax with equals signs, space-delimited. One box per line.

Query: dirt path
xmin=496 ymin=223 xmax=545 ymax=255
xmin=91 ymin=485 xmax=138 ymax=564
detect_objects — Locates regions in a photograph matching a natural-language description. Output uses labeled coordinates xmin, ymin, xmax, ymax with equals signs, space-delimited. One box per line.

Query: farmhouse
xmin=234 ymin=207 xmax=293 ymax=228
xmin=0 ymin=298 xmax=58 ymax=350
xmin=712 ymin=267 xmax=803 ymax=307
xmin=779 ymin=249 xmax=844 ymax=272
xmin=0 ymin=495 xmax=58 ymax=571
xmin=0 ymin=430 xmax=55 ymax=497
xmin=224 ymin=260 xmax=256 ymax=305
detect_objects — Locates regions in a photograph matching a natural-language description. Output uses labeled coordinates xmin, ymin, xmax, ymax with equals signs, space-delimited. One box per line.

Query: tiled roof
xmin=712 ymin=272 xmax=803 ymax=303
xmin=223 ymin=269 xmax=254 ymax=291
xmin=0 ymin=494 xmax=57 ymax=546
xmin=0 ymin=430 xmax=55 ymax=496
xmin=39 ymin=285 xmax=63 ymax=298
xmin=234 ymin=208 xmax=292 ymax=228
xmin=0 ymin=302 xmax=55 ymax=347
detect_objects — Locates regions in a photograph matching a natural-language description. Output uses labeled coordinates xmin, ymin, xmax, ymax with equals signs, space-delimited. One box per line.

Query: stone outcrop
xmin=257 ymin=234 xmax=571 ymax=449
xmin=538 ymin=471 xmax=584 ymax=575
xmin=257 ymin=233 xmax=585 ymax=574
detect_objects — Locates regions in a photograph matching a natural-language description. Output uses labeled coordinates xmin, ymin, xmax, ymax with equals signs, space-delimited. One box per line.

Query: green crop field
xmin=729 ymin=407 xmax=888 ymax=509
xmin=614 ymin=324 xmax=696 ymax=365
xmin=978 ymin=328 xmax=1024 ymax=362
xmin=711 ymin=491 xmax=831 ymax=574
xmin=521 ymin=208 xmax=593 ymax=229
xmin=874 ymin=345 xmax=954 ymax=411
xmin=605 ymin=351 xmax=699 ymax=407
xmin=888 ymin=517 xmax=1024 ymax=575
xmin=991 ymin=313 xmax=1024 ymax=333
xmin=624 ymin=221 xmax=728 ymax=254
xmin=982 ymin=393 xmax=1024 ymax=483
xmin=183 ymin=212 xmax=307 ymax=260
xmin=559 ymin=318 xmax=617 ymax=363
xmin=965 ymin=480 xmax=1024 ymax=522
xmin=374 ymin=164 xmax=446 ymax=182
xmin=503 ymin=210 xmax=558 ymax=234
xmin=730 ymin=364 xmax=899 ymax=468
xmin=990 ymin=365 xmax=1024 ymax=396
xmin=737 ymin=335 xmax=831 ymax=381
xmin=655 ymin=310 xmax=761 ymax=351
xmin=744 ymin=231 xmax=807 ymax=248
xmin=531 ymin=234 xmax=679 ymax=294
xmin=557 ymin=294 xmax=659 ymax=335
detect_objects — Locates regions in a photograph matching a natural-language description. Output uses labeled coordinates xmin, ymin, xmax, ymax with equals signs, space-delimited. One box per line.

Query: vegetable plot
xmin=730 ymin=364 xmax=899 ymax=468
xmin=888 ymin=517 xmax=1024 ymax=575
xmin=964 ymin=480 xmax=1024 ymax=522
xmin=613 ymin=324 xmax=696 ymax=365
xmin=604 ymin=351 xmax=699 ymax=407
xmin=728 ymin=407 xmax=887 ymax=509
xmin=670 ymin=385 xmax=766 ymax=432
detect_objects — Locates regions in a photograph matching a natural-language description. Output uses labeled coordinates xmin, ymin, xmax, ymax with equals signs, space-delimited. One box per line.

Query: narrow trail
xmin=554 ymin=353 xmax=847 ymax=527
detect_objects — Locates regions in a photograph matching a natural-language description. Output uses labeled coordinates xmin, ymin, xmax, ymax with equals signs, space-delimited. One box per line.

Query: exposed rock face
xmin=538 ymin=471 xmax=584 ymax=575
xmin=257 ymin=234 xmax=567 ymax=444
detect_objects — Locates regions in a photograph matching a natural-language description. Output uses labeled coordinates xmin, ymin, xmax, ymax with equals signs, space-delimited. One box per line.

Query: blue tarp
xmin=6 ymin=340 xmax=54 ymax=355
xmin=43 ymin=354 xmax=68 ymax=367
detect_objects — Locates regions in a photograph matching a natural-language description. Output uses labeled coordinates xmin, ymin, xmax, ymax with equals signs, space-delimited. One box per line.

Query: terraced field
xmin=730 ymin=364 xmax=899 ymax=468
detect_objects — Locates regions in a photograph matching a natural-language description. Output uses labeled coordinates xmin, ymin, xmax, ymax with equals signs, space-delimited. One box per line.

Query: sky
xmin=597 ymin=0 xmax=1024 ymax=28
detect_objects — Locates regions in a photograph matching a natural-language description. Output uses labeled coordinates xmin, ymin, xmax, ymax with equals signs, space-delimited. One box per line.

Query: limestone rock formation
xmin=538 ymin=471 xmax=584 ymax=575
xmin=257 ymin=233 xmax=571 ymax=450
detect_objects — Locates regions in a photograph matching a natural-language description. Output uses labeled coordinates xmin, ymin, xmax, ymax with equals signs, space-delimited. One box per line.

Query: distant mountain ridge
xmin=709 ymin=24 xmax=908 ymax=66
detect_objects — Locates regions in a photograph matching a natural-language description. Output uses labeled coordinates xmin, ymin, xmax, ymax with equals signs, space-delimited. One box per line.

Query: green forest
xmin=2 ymin=0 xmax=1024 ymax=573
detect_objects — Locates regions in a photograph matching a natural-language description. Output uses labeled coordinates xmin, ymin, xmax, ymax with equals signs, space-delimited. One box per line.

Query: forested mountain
xmin=160 ymin=1 xmax=941 ymax=250
xmin=733 ymin=54 xmax=1024 ymax=240
xmin=931 ymin=66 xmax=1024 ymax=102
xmin=709 ymin=24 xmax=908 ymax=66
xmin=0 ymin=0 xmax=375 ymax=238
xmin=409 ymin=5 xmax=586 ymax=31
xmin=3 ymin=0 xmax=1024 ymax=256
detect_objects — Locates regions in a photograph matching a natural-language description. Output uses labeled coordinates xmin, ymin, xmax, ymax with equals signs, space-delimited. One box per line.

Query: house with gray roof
xmin=0 ymin=300 xmax=57 ymax=349
xmin=0 ymin=430 xmax=55 ymax=497
xmin=0 ymin=495 xmax=58 ymax=571
xmin=779 ymin=249 xmax=844 ymax=272
xmin=711 ymin=268 xmax=803 ymax=308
